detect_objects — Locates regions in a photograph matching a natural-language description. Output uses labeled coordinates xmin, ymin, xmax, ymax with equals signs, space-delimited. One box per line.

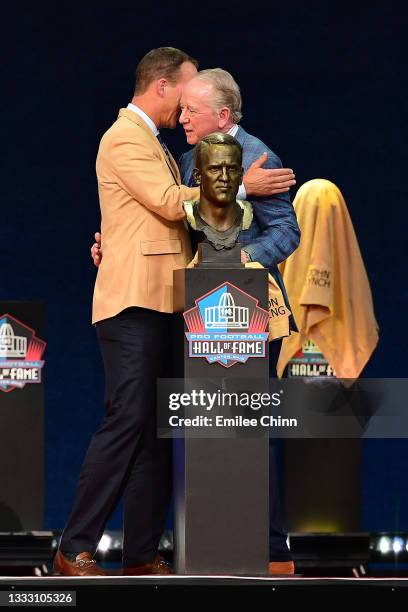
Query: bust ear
xmin=193 ymin=168 xmax=201 ymax=185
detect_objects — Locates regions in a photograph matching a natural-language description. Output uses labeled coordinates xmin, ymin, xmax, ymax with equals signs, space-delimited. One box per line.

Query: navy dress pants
xmin=59 ymin=307 xmax=173 ymax=566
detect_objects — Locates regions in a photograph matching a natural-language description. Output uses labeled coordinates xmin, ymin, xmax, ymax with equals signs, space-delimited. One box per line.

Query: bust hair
xmin=194 ymin=132 xmax=243 ymax=168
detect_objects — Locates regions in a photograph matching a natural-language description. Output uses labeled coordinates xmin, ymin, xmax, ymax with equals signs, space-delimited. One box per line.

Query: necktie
xmin=157 ymin=133 xmax=178 ymax=183
xmin=157 ymin=133 xmax=171 ymax=162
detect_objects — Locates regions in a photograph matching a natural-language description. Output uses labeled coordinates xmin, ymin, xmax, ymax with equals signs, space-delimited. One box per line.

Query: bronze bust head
xmin=184 ymin=132 xmax=253 ymax=254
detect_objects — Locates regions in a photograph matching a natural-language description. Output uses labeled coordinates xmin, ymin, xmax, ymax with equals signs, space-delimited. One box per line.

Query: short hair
xmin=194 ymin=132 xmax=243 ymax=169
xmin=194 ymin=68 xmax=243 ymax=123
xmin=134 ymin=47 xmax=198 ymax=94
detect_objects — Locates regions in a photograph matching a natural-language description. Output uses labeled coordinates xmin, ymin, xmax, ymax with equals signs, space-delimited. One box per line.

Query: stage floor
xmin=1 ymin=575 xmax=407 ymax=605
xmin=1 ymin=575 xmax=408 ymax=585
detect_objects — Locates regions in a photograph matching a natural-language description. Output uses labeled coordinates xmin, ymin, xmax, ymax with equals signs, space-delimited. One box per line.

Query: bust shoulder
xmin=236 ymin=199 xmax=253 ymax=229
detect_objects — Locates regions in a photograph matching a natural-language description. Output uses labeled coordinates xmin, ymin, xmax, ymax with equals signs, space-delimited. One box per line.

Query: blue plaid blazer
xmin=178 ymin=125 xmax=300 ymax=331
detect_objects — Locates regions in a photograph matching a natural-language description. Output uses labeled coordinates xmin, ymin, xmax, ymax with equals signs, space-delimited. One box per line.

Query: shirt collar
xmin=227 ymin=124 xmax=239 ymax=137
xmin=127 ymin=103 xmax=159 ymax=136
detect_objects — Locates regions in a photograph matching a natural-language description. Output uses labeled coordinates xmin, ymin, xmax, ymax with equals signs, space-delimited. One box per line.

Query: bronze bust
xmin=183 ymin=132 xmax=253 ymax=261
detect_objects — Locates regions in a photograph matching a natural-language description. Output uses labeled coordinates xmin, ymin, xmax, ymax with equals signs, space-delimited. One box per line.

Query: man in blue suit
xmin=178 ymin=70 xmax=299 ymax=574
xmin=179 ymin=69 xmax=299 ymax=333
xmin=92 ymin=68 xmax=300 ymax=574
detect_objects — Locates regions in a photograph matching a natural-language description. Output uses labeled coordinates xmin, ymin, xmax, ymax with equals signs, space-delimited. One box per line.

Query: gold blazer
xmin=92 ymin=108 xmax=199 ymax=323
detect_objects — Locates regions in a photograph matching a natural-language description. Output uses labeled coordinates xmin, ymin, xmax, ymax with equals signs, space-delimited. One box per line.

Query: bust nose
xmin=220 ymin=166 xmax=229 ymax=182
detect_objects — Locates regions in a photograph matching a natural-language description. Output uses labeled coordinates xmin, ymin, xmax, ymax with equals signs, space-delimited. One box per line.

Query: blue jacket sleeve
xmin=241 ymin=142 xmax=300 ymax=268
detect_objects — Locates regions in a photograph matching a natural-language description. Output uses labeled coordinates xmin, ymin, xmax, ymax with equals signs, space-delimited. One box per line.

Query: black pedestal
xmin=172 ymin=266 xmax=269 ymax=575
xmin=0 ymin=302 xmax=45 ymax=530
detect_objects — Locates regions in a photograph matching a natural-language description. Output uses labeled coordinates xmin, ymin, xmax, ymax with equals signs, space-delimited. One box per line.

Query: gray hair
xmin=195 ymin=68 xmax=243 ymax=123
xmin=194 ymin=132 xmax=242 ymax=168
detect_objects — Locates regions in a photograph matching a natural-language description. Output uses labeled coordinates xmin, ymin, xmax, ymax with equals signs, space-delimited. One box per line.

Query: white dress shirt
xmin=127 ymin=103 xmax=159 ymax=136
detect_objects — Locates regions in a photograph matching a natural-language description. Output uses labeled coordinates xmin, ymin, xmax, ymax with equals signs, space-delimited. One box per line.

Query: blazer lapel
xmin=118 ymin=108 xmax=180 ymax=185
xmin=166 ymin=149 xmax=181 ymax=184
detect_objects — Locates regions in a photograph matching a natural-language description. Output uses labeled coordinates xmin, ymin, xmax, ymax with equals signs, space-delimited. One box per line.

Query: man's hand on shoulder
xmin=243 ymin=152 xmax=296 ymax=197
xmin=91 ymin=231 xmax=102 ymax=267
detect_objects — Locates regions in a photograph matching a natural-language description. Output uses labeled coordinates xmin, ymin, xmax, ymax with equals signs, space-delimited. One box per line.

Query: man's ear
xmin=218 ymin=107 xmax=231 ymax=129
xmin=156 ymin=78 xmax=166 ymax=98
xmin=239 ymin=166 xmax=244 ymax=182
xmin=193 ymin=168 xmax=201 ymax=185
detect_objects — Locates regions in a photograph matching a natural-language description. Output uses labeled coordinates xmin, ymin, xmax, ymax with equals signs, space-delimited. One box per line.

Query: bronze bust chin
xmin=183 ymin=132 xmax=253 ymax=255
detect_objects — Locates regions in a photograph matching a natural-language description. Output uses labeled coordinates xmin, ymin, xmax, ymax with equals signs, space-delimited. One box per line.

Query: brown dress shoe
xmin=53 ymin=550 xmax=107 ymax=576
xmin=268 ymin=561 xmax=295 ymax=575
xmin=122 ymin=554 xmax=172 ymax=576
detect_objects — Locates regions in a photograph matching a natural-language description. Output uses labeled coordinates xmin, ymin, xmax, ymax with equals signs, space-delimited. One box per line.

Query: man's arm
xmin=91 ymin=135 xmax=200 ymax=267
xmin=179 ymin=150 xmax=296 ymax=197
xmin=241 ymin=144 xmax=300 ymax=268
xmin=243 ymin=152 xmax=296 ymax=196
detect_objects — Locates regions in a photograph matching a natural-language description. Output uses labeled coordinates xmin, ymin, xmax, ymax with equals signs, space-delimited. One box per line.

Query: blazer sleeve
xmin=242 ymin=142 xmax=300 ymax=268
xmin=107 ymin=128 xmax=199 ymax=221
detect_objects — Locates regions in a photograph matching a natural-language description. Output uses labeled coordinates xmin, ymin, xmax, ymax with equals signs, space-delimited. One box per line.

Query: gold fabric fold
xmin=277 ymin=179 xmax=379 ymax=379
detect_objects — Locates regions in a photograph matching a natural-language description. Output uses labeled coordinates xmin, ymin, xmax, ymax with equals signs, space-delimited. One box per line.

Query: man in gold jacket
xmin=54 ymin=47 xmax=200 ymax=577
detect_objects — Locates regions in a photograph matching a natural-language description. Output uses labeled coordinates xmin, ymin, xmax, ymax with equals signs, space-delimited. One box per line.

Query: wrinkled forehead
xmin=181 ymin=79 xmax=215 ymax=106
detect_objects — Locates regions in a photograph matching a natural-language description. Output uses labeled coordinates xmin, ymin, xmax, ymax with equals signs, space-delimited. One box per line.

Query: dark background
xmin=1 ymin=1 xmax=407 ymax=531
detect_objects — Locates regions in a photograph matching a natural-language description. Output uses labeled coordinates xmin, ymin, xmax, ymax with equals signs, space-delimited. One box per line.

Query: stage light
xmin=97 ymin=534 xmax=112 ymax=553
xmin=393 ymin=537 xmax=404 ymax=554
xmin=377 ymin=536 xmax=392 ymax=554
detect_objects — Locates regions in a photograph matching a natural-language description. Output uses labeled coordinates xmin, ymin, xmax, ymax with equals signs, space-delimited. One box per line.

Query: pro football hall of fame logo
xmin=0 ymin=314 xmax=46 ymax=392
xmin=184 ymin=282 xmax=269 ymax=368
